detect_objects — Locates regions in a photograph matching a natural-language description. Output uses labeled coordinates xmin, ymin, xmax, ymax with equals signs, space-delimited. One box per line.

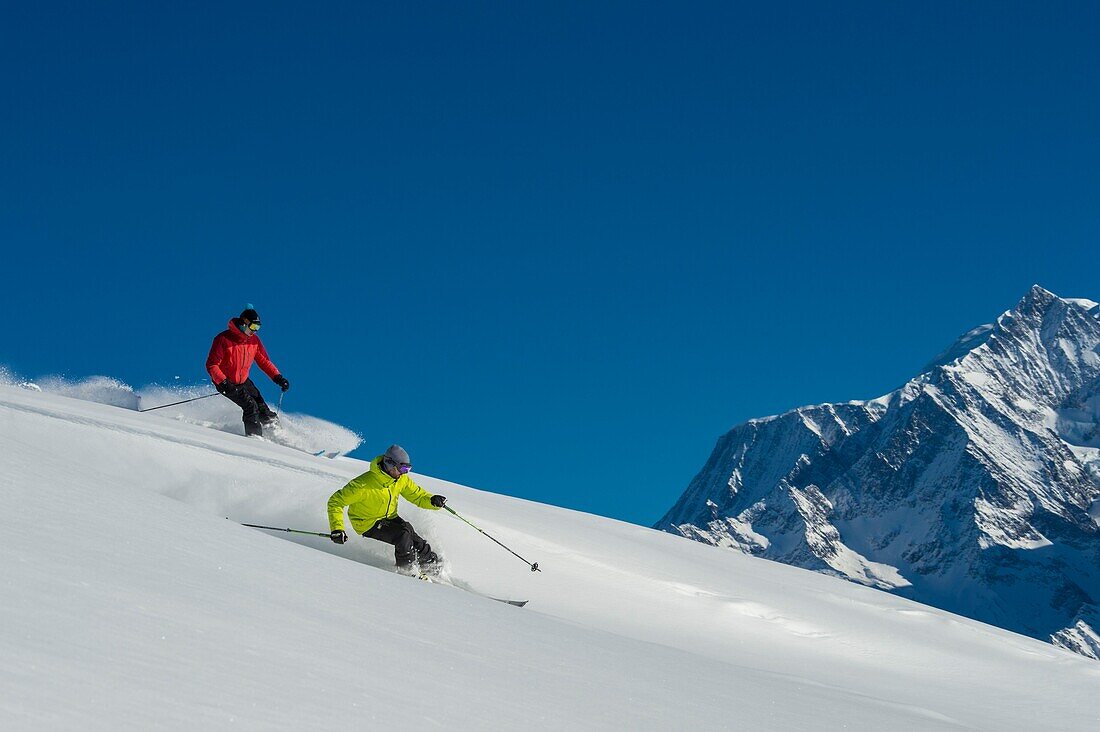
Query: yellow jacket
xmin=327 ymin=456 xmax=439 ymax=534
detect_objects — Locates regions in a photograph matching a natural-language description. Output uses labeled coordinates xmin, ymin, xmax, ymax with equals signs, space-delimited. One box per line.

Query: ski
xmin=407 ymin=572 xmax=527 ymax=607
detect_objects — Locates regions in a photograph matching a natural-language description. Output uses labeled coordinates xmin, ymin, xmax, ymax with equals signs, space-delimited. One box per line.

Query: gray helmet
xmin=383 ymin=444 xmax=411 ymax=466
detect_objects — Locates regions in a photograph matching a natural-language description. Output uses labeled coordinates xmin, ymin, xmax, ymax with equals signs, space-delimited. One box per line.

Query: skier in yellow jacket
xmin=327 ymin=444 xmax=447 ymax=571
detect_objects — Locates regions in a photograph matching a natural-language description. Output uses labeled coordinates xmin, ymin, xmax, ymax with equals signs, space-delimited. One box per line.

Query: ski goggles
xmin=245 ymin=322 xmax=261 ymax=332
xmin=385 ymin=458 xmax=412 ymax=474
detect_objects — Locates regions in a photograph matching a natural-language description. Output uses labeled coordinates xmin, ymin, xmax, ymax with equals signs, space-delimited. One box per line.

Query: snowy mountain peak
xmin=1000 ymin=284 xmax=1099 ymax=338
xmin=658 ymin=286 xmax=1100 ymax=658
xmin=922 ymin=323 xmax=995 ymax=373
xmin=1024 ymin=282 xmax=1057 ymax=305
xmin=925 ymin=286 xmax=1098 ymax=375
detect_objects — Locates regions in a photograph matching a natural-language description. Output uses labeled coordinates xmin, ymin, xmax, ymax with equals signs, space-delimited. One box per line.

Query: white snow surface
xmin=0 ymin=370 xmax=362 ymax=456
xmin=1066 ymin=298 xmax=1100 ymax=311
xmin=3 ymin=385 xmax=1100 ymax=730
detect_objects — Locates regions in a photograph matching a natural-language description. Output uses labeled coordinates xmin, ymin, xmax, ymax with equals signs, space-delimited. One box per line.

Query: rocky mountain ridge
xmin=657 ymin=286 xmax=1100 ymax=657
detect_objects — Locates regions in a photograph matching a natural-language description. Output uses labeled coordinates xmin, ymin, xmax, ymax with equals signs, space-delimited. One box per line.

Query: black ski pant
xmin=221 ymin=378 xmax=277 ymax=437
xmin=364 ymin=516 xmax=436 ymax=568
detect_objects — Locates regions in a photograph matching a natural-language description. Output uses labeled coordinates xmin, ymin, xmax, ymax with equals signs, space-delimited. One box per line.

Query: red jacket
xmin=206 ymin=319 xmax=281 ymax=385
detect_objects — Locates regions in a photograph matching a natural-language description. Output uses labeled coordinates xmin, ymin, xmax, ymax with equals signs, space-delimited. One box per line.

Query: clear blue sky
xmin=2 ymin=2 xmax=1098 ymax=526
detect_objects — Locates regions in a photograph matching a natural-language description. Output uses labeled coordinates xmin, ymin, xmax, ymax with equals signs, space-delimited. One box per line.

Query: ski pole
xmin=278 ymin=391 xmax=285 ymax=411
xmin=239 ymin=521 xmax=332 ymax=538
xmin=444 ymin=506 xmax=540 ymax=572
xmin=138 ymin=392 xmax=220 ymax=412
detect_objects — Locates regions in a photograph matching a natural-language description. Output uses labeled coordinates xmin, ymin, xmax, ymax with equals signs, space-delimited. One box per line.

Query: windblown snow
xmin=0 ymin=371 xmax=363 ymax=458
xmin=2 ymin=377 xmax=1100 ymax=729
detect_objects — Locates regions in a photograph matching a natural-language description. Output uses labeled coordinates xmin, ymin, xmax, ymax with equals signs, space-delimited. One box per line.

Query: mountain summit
xmin=657 ymin=286 xmax=1100 ymax=657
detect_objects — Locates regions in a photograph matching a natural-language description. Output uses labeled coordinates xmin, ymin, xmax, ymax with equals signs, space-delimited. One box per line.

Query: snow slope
xmin=0 ymin=370 xmax=363 ymax=457
xmin=2 ymin=384 xmax=1100 ymax=730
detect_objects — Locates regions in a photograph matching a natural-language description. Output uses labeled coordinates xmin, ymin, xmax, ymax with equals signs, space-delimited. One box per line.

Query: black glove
xmin=216 ymin=379 xmax=236 ymax=396
xmin=330 ymin=530 xmax=347 ymax=544
xmin=274 ymin=374 xmax=290 ymax=393
xmin=430 ymin=495 xmax=447 ymax=508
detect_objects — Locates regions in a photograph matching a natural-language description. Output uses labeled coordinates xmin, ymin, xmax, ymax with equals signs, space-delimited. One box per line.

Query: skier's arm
xmin=206 ymin=336 xmax=228 ymax=384
xmin=254 ymin=340 xmax=281 ymax=381
xmin=326 ymin=479 xmax=367 ymax=532
xmin=400 ymin=477 xmax=440 ymax=511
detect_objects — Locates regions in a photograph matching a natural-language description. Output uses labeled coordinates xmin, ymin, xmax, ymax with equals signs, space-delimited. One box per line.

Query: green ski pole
xmin=238 ymin=521 xmax=331 ymax=538
xmin=444 ymin=506 xmax=540 ymax=572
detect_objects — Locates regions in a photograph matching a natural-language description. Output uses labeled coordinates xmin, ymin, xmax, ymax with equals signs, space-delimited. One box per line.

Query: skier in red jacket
xmin=206 ymin=307 xmax=290 ymax=437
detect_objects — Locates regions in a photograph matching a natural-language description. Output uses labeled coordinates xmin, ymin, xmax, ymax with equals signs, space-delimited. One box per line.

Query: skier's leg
xmin=393 ymin=517 xmax=438 ymax=566
xmin=365 ymin=517 xmax=434 ymax=568
xmin=241 ymin=394 xmax=263 ymax=436
xmin=222 ymin=385 xmax=263 ymax=436
xmin=364 ymin=518 xmax=415 ymax=567
xmin=243 ymin=379 xmax=278 ymax=424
